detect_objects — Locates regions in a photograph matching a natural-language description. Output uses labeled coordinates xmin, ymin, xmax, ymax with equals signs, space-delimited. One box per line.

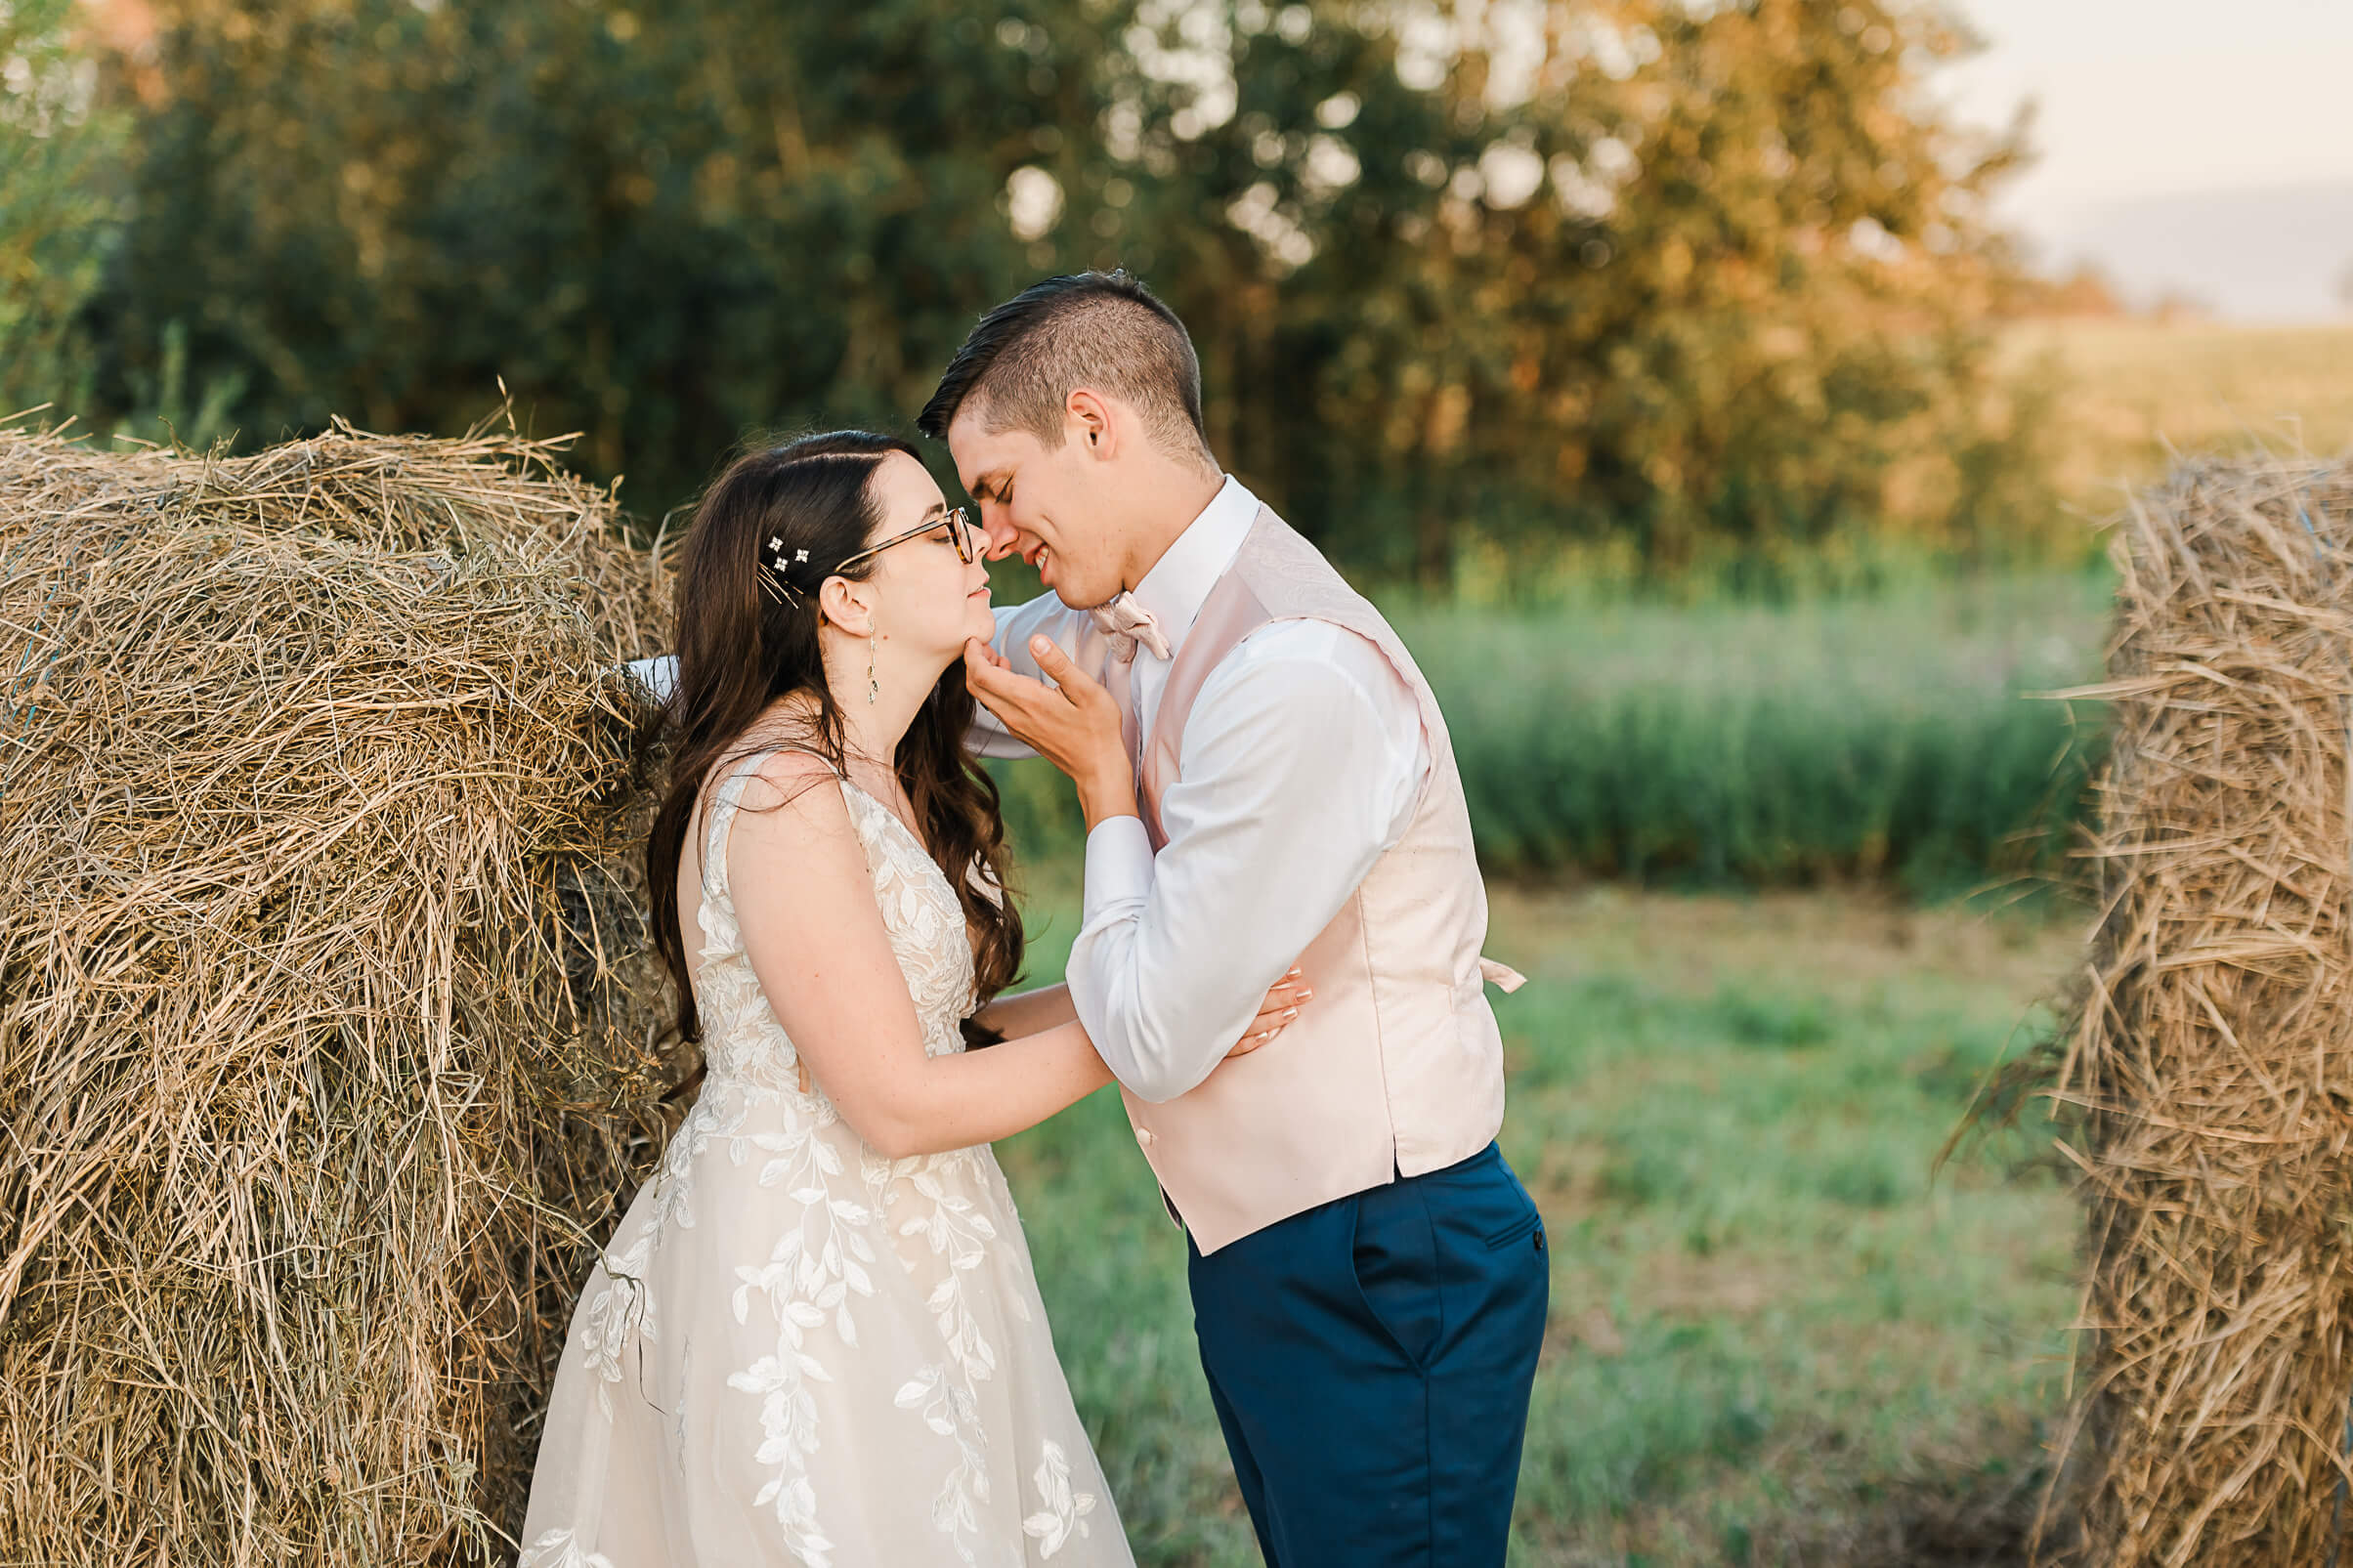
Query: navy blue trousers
xmin=1186 ymin=1142 xmax=1550 ymax=1568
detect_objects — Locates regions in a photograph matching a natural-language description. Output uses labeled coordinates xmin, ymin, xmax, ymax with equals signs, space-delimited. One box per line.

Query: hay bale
xmin=2041 ymin=456 xmax=2353 ymax=1567
xmin=0 ymin=424 xmax=676 ymax=1562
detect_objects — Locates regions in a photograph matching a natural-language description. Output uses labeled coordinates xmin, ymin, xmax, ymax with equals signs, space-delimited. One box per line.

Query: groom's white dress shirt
xmin=975 ymin=477 xmax=1431 ymax=1104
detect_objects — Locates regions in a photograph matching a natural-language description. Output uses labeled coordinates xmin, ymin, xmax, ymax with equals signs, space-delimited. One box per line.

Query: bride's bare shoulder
xmin=696 ymin=702 xmax=833 ymax=812
xmin=706 ymin=742 xmax=854 ymax=843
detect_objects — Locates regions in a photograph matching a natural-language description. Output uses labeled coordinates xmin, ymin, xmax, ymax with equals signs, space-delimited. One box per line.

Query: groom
xmin=927 ymin=271 xmax=1547 ymax=1568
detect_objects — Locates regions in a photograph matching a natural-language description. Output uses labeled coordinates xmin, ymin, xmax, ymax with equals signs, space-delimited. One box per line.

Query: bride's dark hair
xmin=646 ymin=431 xmax=1022 ymax=1052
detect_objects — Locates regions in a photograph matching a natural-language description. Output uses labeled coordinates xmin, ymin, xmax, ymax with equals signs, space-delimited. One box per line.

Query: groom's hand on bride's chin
xmin=963 ymin=634 xmax=1109 ymax=750
xmin=964 ymin=635 xmax=1134 ymax=829
xmin=960 ymin=638 xmax=1044 ymax=721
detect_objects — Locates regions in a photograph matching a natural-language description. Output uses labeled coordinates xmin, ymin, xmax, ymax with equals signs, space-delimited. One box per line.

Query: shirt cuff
xmin=623 ymin=654 xmax=677 ymax=704
xmin=1081 ymin=815 xmax=1154 ymax=922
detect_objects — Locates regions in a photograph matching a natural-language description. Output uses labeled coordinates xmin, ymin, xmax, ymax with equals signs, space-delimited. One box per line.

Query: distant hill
xmin=2029 ymin=179 xmax=2353 ymax=323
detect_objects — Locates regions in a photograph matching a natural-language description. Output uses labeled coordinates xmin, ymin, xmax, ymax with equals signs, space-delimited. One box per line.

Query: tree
xmin=54 ymin=0 xmax=2061 ymax=581
xmin=0 ymin=0 xmax=123 ymax=418
xmin=1105 ymin=0 xmax=2054 ymax=578
xmin=78 ymin=1 xmax=1136 ymax=505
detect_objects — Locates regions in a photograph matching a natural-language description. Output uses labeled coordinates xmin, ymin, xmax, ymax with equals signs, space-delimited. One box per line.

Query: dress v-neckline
xmin=839 ymin=776 xmax=921 ymax=853
xmin=837 ymin=778 xmax=958 ymax=905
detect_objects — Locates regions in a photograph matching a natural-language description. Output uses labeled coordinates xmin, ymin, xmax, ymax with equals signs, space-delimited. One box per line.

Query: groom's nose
xmin=977 ymin=507 xmax=1022 ymax=561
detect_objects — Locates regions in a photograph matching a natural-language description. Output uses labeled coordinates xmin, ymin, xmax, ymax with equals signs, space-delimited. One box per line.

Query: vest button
xmin=1134 ymin=1127 xmax=1157 ymax=1148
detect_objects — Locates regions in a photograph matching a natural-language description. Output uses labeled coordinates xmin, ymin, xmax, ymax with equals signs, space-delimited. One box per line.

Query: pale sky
xmin=1935 ymin=0 xmax=2353 ymax=319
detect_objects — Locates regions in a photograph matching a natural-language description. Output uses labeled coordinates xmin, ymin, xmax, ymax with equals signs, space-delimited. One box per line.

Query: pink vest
xmin=1110 ymin=506 xmax=1520 ymax=1254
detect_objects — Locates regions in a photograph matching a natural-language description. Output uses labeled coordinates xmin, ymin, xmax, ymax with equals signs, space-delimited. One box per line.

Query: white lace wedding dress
xmin=518 ymin=753 xmax=1132 ymax=1567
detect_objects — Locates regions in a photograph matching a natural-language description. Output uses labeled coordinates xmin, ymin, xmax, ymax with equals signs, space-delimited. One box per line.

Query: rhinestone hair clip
xmin=760 ymin=533 xmax=814 ymax=607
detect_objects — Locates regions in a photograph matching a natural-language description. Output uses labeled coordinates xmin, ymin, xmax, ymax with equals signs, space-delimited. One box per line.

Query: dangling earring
xmin=867 ymin=626 xmax=879 ymax=705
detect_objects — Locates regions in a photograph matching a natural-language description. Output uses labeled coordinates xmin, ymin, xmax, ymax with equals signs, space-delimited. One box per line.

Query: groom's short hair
xmin=919 ymin=271 xmax=1211 ymax=462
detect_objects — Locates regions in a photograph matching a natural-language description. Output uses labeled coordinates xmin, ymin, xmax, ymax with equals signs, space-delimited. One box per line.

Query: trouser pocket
xmin=1467 ymin=1148 xmax=1545 ymax=1250
xmin=1349 ymin=1187 xmax=1444 ymax=1371
xmin=1483 ymin=1208 xmax=1543 ymax=1250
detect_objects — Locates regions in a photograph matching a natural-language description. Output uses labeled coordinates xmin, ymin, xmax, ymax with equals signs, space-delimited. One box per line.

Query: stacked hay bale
xmin=0 ymin=426 xmax=676 ymax=1563
xmin=2043 ymin=457 xmax=2353 ymax=1566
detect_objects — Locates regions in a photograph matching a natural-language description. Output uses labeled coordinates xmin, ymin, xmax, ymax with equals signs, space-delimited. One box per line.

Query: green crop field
xmin=994 ymin=877 xmax=2082 ymax=1566
xmin=992 ymin=570 xmax=2116 ymax=893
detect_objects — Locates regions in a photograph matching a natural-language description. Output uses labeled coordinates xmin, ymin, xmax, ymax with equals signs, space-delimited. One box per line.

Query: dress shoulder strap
xmin=700 ymin=750 xmax=773 ymax=904
xmin=700 ymin=744 xmax=841 ymax=902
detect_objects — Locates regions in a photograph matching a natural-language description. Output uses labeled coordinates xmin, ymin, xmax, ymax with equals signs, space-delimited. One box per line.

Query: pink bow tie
xmin=1089 ymin=592 xmax=1173 ymax=663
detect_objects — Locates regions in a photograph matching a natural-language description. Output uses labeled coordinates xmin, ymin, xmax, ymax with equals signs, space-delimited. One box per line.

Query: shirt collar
xmin=1128 ymin=474 xmax=1259 ymax=661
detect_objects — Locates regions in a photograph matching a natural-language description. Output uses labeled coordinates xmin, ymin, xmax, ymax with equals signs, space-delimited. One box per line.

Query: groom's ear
xmin=1065 ymin=389 xmax=1116 ymax=458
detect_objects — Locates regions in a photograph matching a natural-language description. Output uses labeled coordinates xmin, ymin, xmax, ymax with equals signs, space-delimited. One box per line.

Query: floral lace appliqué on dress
xmin=519 ymin=755 xmax=1131 ymax=1567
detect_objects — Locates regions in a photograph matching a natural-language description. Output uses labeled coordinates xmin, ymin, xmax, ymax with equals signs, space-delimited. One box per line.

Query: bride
xmin=517 ymin=432 xmax=1305 ymax=1567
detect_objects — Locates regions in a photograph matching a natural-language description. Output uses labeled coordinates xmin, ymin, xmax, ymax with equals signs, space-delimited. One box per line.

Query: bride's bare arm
xmin=726 ymin=755 xmax=1114 ymax=1158
xmin=974 ymin=983 xmax=1079 ymax=1038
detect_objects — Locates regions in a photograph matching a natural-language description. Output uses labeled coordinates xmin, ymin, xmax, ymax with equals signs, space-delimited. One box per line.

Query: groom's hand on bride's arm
xmin=963 ymin=636 xmax=1135 ymax=829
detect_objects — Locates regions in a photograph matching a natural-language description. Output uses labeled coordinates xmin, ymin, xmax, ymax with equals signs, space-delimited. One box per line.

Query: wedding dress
xmin=518 ymin=752 xmax=1132 ymax=1567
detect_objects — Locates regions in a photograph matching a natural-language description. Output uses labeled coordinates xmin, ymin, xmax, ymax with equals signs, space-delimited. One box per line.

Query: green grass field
xmin=993 ymin=876 xmax=2081 ymax=1566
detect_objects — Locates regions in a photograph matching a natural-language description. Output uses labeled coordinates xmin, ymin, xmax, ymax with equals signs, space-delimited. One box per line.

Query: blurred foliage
xmin=32 ymin=0 xmax=2061 ymax=580
xmin=0 ymin=0 xmax=123 ymax=417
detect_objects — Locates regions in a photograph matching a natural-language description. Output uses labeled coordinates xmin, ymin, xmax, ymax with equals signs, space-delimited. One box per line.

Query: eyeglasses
xmin=833 ymin=506 xmax=977 ymax=574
